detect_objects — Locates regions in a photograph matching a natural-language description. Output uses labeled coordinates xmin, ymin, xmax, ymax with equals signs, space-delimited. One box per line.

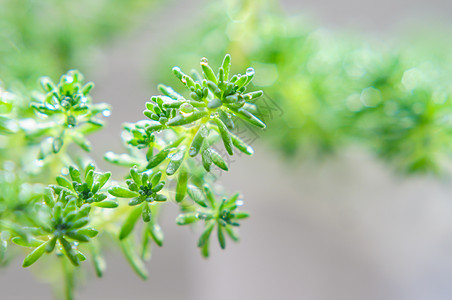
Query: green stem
xmin=61 ymin=257 xmax=74 ymax=300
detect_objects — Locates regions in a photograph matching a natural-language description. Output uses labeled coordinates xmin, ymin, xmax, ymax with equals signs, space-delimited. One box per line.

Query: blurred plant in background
xmin=0 ymin=0 xmax=159 ymax=89
xmin=153 ymin=0 xmax=452 ymax=174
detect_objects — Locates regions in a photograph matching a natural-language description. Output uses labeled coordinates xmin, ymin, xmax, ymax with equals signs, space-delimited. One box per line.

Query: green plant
xmin=154 ymin=0 xmax=452 ymax=175
xmin=0 ymin=0 xmax=160 ymax=89
xmin=0 ymin=54 xmax=266 ymax=299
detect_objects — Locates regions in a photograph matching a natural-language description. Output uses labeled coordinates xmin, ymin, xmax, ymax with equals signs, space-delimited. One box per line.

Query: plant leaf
xmin=119 ymin=206 xmax=142 ymax=240
xmin=108 ymin=186 xmax=140 ymax=198
xmin=120 ymin=238 xmax=148 ymax=280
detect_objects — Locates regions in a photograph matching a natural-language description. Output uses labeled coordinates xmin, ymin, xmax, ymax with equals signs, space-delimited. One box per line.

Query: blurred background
xmin=2 ymin=0 xmax=452 ymax=299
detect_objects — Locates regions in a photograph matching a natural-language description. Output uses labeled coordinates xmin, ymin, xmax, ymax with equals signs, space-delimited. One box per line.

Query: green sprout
xmin=51 ymin=164 xmax=115 ymax=208
xmin=109 ymin=167 xmax=167 ymax=239
xmin=17 ymin=188 xmax=98 ymax=267
xmin=31 ymin=70 xmax=110 ymax=156
xmin=176 ymin=184 xmax=249 ymax=257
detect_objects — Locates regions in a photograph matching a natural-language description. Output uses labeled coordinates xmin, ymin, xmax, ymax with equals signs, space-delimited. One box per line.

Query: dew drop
xmin=102 ymin=109 xmax=111 ymax=117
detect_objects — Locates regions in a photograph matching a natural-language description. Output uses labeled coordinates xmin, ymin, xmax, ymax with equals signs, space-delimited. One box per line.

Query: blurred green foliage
xmin=0 ymin=0 xmax=159 ymax=89
xmin=154 ymin=0 xmax=452 ymax=174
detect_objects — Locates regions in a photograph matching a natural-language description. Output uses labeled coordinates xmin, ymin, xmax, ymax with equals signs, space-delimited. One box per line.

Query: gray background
xmin=2 ymin=0 xmax=452 ymax=299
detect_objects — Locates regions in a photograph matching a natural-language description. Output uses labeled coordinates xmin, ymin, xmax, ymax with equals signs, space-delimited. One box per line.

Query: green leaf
xmin=22 ymin=241 xmax=48 ymax=267
xmin=209 ymin=149 xmax=229 ymax=171
xmin=189 ymin=124 xmax=209 ymax=157
xmin=201 ymin=149 xmax=212 ymax=172
xmin=175 ymin=167 xmax=188 ymax=202
xmin=214 ymin=118 xmax=233 ymax=155
xmin=12 ymin=236 xmax=44 ymax=248
xmin=158 ymin=84 xmax=184 ymax=100
xmin=120 ymin=238 xmax=148 ymax=280
xmin=77 ymin=227 xmax=98 ymax=238
xmin=130 ymin=167 xmax=141 ymax=185
xmin=225 ymin=226 xmax=239 ymax=242
xmin=142 ymin=203 xmax=152 ymax=223
xmin=244 ymin=90 xmax=263 ymax=100
xmin=150 ymin=171 xmax=162 ymax=187
xmin=147 ymin=148 xmax=171 ymax=169
xmin=40 ymin=76 xmax=55 ymax=92
xmin=119 ymin=206 xmax=142 ymax=240
xmin=234 ymin=211 xmax=250 ymax=219
xmin=81 ymin=82 xmax=94 ymax=95
xmin=221 ymin=54 xmax=231 ymax=80
xmin=225 ymin=193 xmax=240 ymax=207
xmin=149 ymin=223 xmax=164 ymax=247
xmin=201 ymin=239 xmax=210 ymax=258
xmin=91 ymin=200 xmax=118 ymax=208
xmin=154 ymin=194 xmax=167 ymax=202
xmin=218 ymin=108 xmax=234 ymax=129
xmin=198 ymin=221 xmax=215 ymax=248
xmin=230 ymin=107 xmax=266 ymax=129
xmin=108 ymin=186 xmax=140 ymax=198
xmin=176 ymin=213 xmax=198 ymax=225
xmin=71 ymin=217 xmax=89 ymax=229
xmin=235 ymin=74 xmax=248 ymax=88
xmin=200 ymin=59 xmax=217 ymax=83
xmin=129 ymin=197 xmax=144 ymax=206
xmin=56 ymin=176 xmax=73 ymax=190
xmin=187 ymin=185 xmax=207 ymax=207
xmin=166 ymin=148 xmax=185 ymax=176
xmin=72 ymin=132 xmax=91 ymax=152
xmin=85 ymin=163 xmax=95 ymax=178
xmin=45 ymin=237 xmax=57 ymax=253
xmin=66 ymin=231 xmax=90 ymax=242
xmin=69 ymin=166 xmax=82 ymax=183
xmin=206 ymin=82 xmax=221 ymax=99
xmin=230 ymin=132 xmax=254 ymax=155
xmin=141 ymin=227 xmax=152 ymax=261
xmin=217 ymin=225 xmax=226 ymax=249
xmin=60 ymin=238 xmax=80 ymax=266
xmin=52 ymin=137 xmax=63 ymax=153
xmin=90 ymin=241 xmax=105 ymax=277
xmin=203 ymin=184 xmax=216 ymax=207
xmin=167 ymin=111 xmax=207 ymax=126
xmin=96 ymin=172 xmax=111 ymax=190
xmin=104 ymin=152 xmax=137 ymax=167
xmin=85 ymin=169 xmax=94 ymax=189
xmin=152 ymin=181 xmax=165 ymax=193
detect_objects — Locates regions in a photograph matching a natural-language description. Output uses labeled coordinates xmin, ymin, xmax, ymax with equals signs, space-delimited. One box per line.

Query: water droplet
xmin=65 ymin=76 xmax=74 ymax=84
xmin=102 ymin=109 xmax=111 ymax=117
xmin=61 ymin=167 xmax=69 ymax=175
